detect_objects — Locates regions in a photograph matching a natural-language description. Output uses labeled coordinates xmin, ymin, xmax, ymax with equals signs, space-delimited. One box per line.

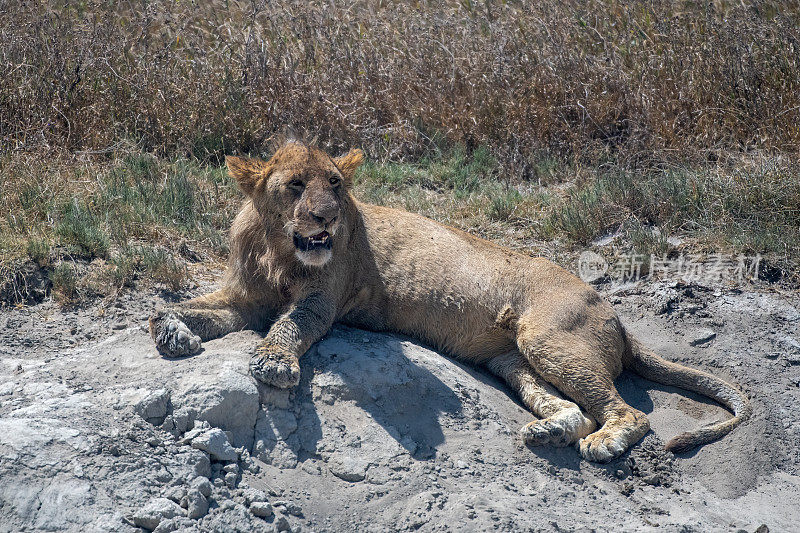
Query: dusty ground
xmin=0 ymin=271 xmax=798 ymax=532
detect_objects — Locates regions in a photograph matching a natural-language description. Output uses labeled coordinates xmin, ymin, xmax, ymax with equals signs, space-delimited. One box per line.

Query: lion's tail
xmin=623 ymin=330 xmax=751 ymax=454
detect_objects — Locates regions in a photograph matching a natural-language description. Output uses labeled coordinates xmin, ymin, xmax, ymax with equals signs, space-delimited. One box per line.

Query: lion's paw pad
xmin=578 ymin=431 xmax=627 ymax=463
xmin=250 ymin=352 xmax=300 ymax=389
xmin=521 ymin=407 xmax=596 ymax=447
xmin=153 ymin=314 xmax=201 ymax=358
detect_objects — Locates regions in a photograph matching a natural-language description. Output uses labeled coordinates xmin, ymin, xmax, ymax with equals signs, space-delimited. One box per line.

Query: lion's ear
xmin=334 ymin=148 xmax=365 ymax=183
xmin=226 ymin=156 xmax=270 ymax=196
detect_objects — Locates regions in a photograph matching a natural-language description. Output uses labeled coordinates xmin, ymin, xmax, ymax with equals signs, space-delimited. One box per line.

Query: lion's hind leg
xmin=486 ymin=352 xmax=596 ymax=447
xmin=515 ymin=320 xmax=650 ymax=463
xmin=576 ymin=400 xmax=649 ymax=463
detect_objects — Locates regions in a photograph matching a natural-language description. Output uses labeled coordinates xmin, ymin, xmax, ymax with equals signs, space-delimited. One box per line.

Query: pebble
xmin=131 ymin=498 xmax=186 ymax=530
xmin=190 ymin=428 xmax=238 ymax=462
xmin=777 ymin=336 xmax=800 ymax=364
xmin=152 ymin=517 xmax=195 ymax=533
xmin=190 ymin=476 xmax=212 ymax=498
xmin=689 ymin=329 xmax=716 ymax=346
xmin=242 ymin=487 xmax=268 ymax=505
xmin=328 ymin=456 xmax=369 ymax=482
xmin=186 ymin=489 xmax=209 ymax=519
xmin=163 ymin=486 xmax=186 ymax=504
xmin=213 ymin=486 xmax=232 ymax=501
xmin=218 ymin=500 xmax=236 ymax=511
xmin=134 ymin=389 xmax=171 ymax=424
xmin=249 ymin=501 xmax=273 ymax=518
xmin=275 ymin=516 xmax=291 ymax=532
xmin=273 ymin=501 xmax=303 ymax=517
xmin=643 ymin=473 xmax=662 ymax=486
xmin=285 ymin=503 xmax=303 ymax=517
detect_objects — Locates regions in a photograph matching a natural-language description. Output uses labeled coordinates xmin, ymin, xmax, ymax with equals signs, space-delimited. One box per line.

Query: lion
xmin=150 ymin=141 xmax=751 ymax=463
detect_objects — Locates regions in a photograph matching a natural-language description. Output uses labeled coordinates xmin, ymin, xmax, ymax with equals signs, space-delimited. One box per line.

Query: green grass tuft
xmin=106 ymin=245 xmax=187 ymax=292
xmin=50 ymin=262 xmax=78 ymax=302
xmin=55 ymin=199 xmax=110 ymax=259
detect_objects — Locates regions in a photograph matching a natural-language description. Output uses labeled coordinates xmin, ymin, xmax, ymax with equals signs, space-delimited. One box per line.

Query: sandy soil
xmin=0 ymin=274 xmax=798 ymax=532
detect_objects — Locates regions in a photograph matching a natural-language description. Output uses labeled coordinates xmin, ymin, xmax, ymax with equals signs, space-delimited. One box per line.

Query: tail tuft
xmin=664 ymin=432 xmax=698 ymax=454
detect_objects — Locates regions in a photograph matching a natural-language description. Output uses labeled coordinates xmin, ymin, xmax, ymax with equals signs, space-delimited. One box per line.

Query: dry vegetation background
xmin=1 ymin=0 xmax=799 ymax=303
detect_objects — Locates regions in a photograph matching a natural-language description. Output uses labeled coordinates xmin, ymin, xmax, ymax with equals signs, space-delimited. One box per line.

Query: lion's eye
xmin=329 ymin=176 xmax=341 ymax=186
xmin=288 ymin=180 xmax=304 ymax=190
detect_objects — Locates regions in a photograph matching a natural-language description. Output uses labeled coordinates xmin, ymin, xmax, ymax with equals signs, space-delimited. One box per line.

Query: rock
xmin=243 ymin=487 xmax=268 ymax=505
xmin=152 ymin=517 xmax=195 ymax=533
xmin=163 ymin=486 xmax=186 ymax=504
xmin=689 ymin=329 xmax=716 ymax=346
xmin=190 ymin=476 xmax=212 ymax=498
xmin=190 ymin=428 xmax=238 ymax=462
xmin=328 ymin=456 xmax=369 ymax=482
xmin=186 ymin=489 xmax=208 ymax=519
xmin=284 ymin=503 xmax=303 ymax=517
xmin=239 ymin=449 xmax=260 ymax=474
xmin=178 ymin=420 xmax=210 ymax=444
xmin=643 ymin=473 xmax=662 ymax=486
xmin=134 ymin=389 xmax=171 ymax=425
xmin=172 ymin=362 xmax=259 ymax=448
xmin=132 ymin=497 xmax=186 ymax=530
xmin=189 ymin=449 xmax=212 ymax=479
xmin=777 ymin=335 xmax=800 ymax=364
xmin=218 ymin=499 xmax=236 ymax=512
xmin=275 ymin=515 xmax=291 ymax=532
xmin=249 ymin=501 xmax=273 ymax=518
xmin=202 ymin=502 xmax=262 ymax=532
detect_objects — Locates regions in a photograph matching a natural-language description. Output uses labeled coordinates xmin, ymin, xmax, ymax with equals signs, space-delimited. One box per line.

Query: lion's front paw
xmin=250 ymin=344 xmax=301 ymax=388
xmin=150 ymin=312 xmax=202 ymax=358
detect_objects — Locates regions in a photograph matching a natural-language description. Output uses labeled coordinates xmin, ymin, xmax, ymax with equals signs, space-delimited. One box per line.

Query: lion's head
xmin=226 ymin=142 xmax=364 ymax=267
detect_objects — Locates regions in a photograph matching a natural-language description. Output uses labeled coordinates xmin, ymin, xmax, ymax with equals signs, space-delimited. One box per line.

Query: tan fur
xmin=150 ymin=141 xmax=751 ymax=462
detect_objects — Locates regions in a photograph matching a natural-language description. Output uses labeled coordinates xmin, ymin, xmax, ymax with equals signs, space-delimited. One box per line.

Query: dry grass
xmin=2 ymin=0 xmax=799 ymax=170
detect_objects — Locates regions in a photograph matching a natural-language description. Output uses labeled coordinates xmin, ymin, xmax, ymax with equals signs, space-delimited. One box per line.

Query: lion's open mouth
xmin=293 ymin=231 xmax=332 ymax=252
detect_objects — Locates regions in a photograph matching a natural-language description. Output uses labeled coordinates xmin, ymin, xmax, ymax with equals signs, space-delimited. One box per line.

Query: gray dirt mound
xmin=0 ymin=281 xmax=798 ymax=532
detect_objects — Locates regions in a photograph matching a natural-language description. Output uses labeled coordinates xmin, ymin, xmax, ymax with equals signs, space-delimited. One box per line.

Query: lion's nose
xmin=309 ymin=207 xmax=338 ymax=226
